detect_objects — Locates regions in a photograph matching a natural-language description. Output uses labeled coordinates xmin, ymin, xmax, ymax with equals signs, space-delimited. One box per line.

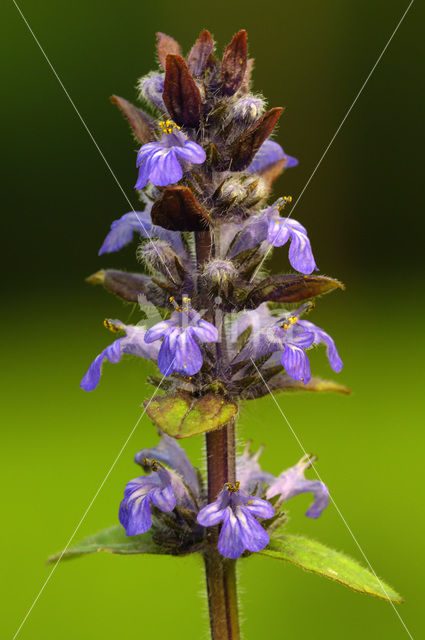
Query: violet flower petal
xmin=174 ymin=331 xmax=204 ymax=376
xmin=144 ymin=320 xmax=174 ymax=343
xmin=149 ymin=149 xmax=184 ymax=186
xmin=173 ymin=141 xmax=207 ymax=163
xmin=80 ymin=339 xmax=122 ymax=391
xmin=281 ymin=343 xmax=312 ymax=384
xmin=120 ymin=494 xmax=153 ymax=536
xmin=266 ymin=457 xmax=330 ymax=519
xmin=217 ymin=509 xmax=247 ymax=559
xmin=99 ymin=207 xmax=184 ymax=255
xmin=245 ymin=497 xmax=275 ymax=519
xmin=197 ymin=499 xmax=228 ymax=527
xmin=298 ymin=320 xmax=343 ymax=372
xmin=135 ymin=433 xmax=200 ymax=496
xmin=189 ymin=320 xmax=219 ymax=343
xmin=80 ymin=323 xmax=160 ymax=391
xmin=150 ymin=483 xmax=176 ymax=511
xmin=247 ymin=140 xmax=298 ymax=173
xmin=135 ymin=132 xmax=205 ymax=190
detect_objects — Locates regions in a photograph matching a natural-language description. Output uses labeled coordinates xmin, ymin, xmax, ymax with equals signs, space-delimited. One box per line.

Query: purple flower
xmin=230 ymin=97 xmax=265 ymax=124
xmin=279 ymin=322 xmax=315 ymax=383
xmin=197 ymin=483 xmax=274 ymax=559
xmin=233 ymin=305 xmax=313 ymax=383
xmin=135 ymin=122 xmax=206 ymax=190
xmin=266 ymin=200 xmax=317 ymax=274
xmin=247 ymin=140 xmax=298 ymax=174
xmin=138 ymin=72 xmax=166 ymax=112
xmin=80 ymin=320 xmax=160 ymax=391
xmin=233 ymin=304 xmax=342 ymax=384
xmin=135 ymin=432 xmax=200 ymax=500
xmin=119 ymin=460 xmax=176 ymax=536
xmin=144 ymin=299 xmax=218 ymax=376
xmin=297 ymin=319 xmax=343 ymax=373
xmin=120 ymin=437 xmax=200 ymax=537
xmin=119 ymin=434 xmax=329 ymax=555
xmin=267 ymin=454 xmax=329 ymax=518
xmin=237 ymin=443 xmax=274 ymax=494
xmin=227 ymin=200 xmax=316 ymax=275
xmin=98 ymin=204 xmax=184 ymax=256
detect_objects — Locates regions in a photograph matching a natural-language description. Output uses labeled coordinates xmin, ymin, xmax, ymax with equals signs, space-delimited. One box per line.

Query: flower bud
xmin=229 ymin=96 xmax=265 ymax=125
xmin=138 ymin=239 xmax=186 ymax=283
xmin=137 ymin=72 xmax=166 ymax=112
xmin=202 ymin=259 xmax=237 ymax=297
xmin=217 ymin=178 xmax=247 ymax=207
xmin=216 ymin=174 xmax=268 ymax=213
xmin=242 ymin=175 xmax=268 ymax=208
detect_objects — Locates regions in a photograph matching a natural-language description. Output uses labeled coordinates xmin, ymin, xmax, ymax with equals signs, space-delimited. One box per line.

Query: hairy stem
xmin=206 ymin=420 xmax=236 ymax=499
xmin=204 ymin=547 xmax=240 ymax=640
xmin=204 ymin=422 xmax=240 ymax=640
xmin=195 ymin=229 xmax=240 ymax=640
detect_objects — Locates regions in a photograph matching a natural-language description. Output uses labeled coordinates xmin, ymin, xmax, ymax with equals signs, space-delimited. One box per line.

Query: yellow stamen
xmin=283 ymin=316 xmax=298 ymax=330
xmin=158 ymin=120 xmax=181 ymax=135
xmin=276 ymin=195 xmax=293 ymax=212
xmin=141 ymin=458 xmax=159 ymax=472
xmin=226 ymin=481 xmax=241 ymax=493
xmin=103 ymin=319 xmax=123 ymax=333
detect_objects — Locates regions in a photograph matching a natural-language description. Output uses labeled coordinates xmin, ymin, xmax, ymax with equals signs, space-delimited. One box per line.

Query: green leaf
xmin=47 ymin=525 xmax=169 ymax=564
xmin=260 ymin=535 xmax=402 ymax=602
xmin=145 ymin=392 xmax=238 ymax=438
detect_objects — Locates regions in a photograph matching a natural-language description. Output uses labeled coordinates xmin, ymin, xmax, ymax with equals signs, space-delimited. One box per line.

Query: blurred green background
xmin=2 ymin=0 xmax=424 ymax=638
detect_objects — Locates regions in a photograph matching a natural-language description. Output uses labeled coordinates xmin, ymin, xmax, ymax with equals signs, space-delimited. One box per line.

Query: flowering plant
xmin=52 ymin=30 xmax=401 ymax=638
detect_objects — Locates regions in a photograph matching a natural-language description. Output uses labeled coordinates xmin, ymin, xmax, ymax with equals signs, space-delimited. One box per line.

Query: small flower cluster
xmin=119 ymin=434 xmax=328 ymax=559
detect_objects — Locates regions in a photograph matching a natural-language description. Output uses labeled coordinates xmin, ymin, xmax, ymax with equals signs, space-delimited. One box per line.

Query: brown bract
xmin=187 ymin=29 xmax=215 ymax=77
xmin=110 ymin=95 xmax=155 ymax=145
xmin=240 ymin=58 xmax=254 ymax=94
xmin=163 ymin=55 xmax=202 ymax=128
xmin=221 ymin=30 xmax=248 ymax=96
xmin=156 ymin=32 xmax=181 ymax=70
xmin=86 ymin=269 xmax=169 ymax=306
xmin=230 ymin=107 xmax=283 ymax=170
xmin=151 ymin=186 xmax=212 ymax=231
xmin=245 ymin=274 xmax=345 ymax=306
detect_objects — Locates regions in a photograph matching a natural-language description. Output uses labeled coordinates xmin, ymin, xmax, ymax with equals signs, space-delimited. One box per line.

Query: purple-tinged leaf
xmin=230 ymin=107 xmax=283 ymax=171
xmin=110 ymin=95 xmax=155 ymax=144
xmin=187 ymin=29 xmax=215 ymax=77
xmin=163 ymin=54 xmax=202 ymax=128
xmin=151 ymin=186 xmax=212 ymax=231
xmin=240 ymin=57 xmax=254 ymax=93
xmin=221 ymin=30 xmax=248 ymax=96
xmin=156 ymin=32 xmax=181 ymax=70
xmin=86 ymin=269 xmax=169 ymax=306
